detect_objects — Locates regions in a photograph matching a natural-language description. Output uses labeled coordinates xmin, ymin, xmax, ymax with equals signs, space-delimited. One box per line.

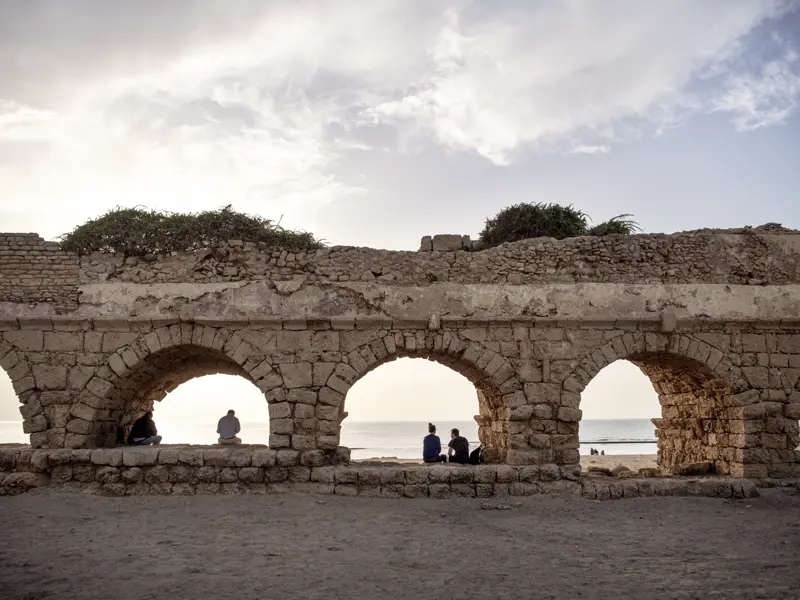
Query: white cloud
xmin=570 ymin=145 xmax=611 ymax=156
xmin=712 ymin=50 xmax=800 ymax=130
xmin=366 ymin=1 xmax=797 ymax=164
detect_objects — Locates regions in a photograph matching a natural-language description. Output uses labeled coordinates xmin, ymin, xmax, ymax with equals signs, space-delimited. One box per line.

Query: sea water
xmin=0 ymin=418 xmax=658 ymax=458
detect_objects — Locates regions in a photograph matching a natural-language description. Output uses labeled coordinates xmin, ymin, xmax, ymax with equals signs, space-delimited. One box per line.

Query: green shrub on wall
xmin=59 ymin=206 xmax=323 ymax=256
xmin=479 ymin=202 xmax=640 ymax=248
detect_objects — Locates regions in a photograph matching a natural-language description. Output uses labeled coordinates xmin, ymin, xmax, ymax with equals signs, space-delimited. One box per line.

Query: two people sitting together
xmin=126 ymin=409 xmax=243 ymax=445
xmin=423 ymin=422 xmax=484 ymax=465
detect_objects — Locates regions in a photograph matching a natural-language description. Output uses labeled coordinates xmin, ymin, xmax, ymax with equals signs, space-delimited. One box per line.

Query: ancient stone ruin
xmin=1 ymin=227 xmax=799 ymax=496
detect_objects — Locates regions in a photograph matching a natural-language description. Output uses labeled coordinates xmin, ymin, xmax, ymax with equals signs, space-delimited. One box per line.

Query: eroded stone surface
xmin=0 ymin=447 xmax=772 ymax=499
xmin=1 ymin=230 xmax=800 ymax=479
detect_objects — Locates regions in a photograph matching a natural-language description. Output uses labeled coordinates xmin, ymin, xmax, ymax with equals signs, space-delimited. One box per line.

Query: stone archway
xmin=66 ymin=324 xmax=282 ymax=447
xmin=561 ymin=332 xmax=765 ymax=477
xmin=315 ymin=328 xmax=522 ymax=462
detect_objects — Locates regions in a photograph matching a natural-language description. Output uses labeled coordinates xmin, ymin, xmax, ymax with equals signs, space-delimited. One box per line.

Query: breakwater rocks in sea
xmin=0 ymin=446 xmax=767 ymax=500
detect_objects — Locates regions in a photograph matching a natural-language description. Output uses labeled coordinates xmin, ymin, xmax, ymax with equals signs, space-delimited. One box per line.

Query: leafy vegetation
xmin=479 ymin=203 xmax=640 ymax=248
xmin=59 ymin=206 xmax=323 ymax=256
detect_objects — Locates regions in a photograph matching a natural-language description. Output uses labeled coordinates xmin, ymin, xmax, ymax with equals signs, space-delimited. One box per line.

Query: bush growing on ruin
xmin=587 ymin=214 xmax=641 ymax=236
xmin=59 ymin=206 xmax=323 ymax=256
xmin=479 ymin=203 xmax=640 ymax=248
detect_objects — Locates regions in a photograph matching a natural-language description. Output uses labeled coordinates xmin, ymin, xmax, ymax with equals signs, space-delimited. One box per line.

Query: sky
xmin=1 ymin=1 xmax=799 ymax=434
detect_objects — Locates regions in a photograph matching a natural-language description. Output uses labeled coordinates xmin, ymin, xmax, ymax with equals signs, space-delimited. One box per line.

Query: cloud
xmin=570 ymin=145 xmax=612 ymax=156
xmin=712 ymin=49 xmax=800 ymax=130
xmin=0 ymin=0 xmax=798 ymax=237
xmin=366 ymin=1 xmax=798 ymax=163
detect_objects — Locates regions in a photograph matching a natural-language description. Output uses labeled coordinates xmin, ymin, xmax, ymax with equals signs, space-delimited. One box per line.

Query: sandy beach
xmin=358 ymin=454 xmax=659 ymax=471
xmin=1 ymin=485 xmax=798 ymax=600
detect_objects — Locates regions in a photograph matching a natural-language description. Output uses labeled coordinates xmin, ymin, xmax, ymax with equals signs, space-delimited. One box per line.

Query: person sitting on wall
xmin=423 ymin=423 xmax=446 ymax=463
xmin=217 ymin=409 xmax=242 ymax=444
xmin=468 ymin=442 xmax=487 ymax=465
xmin=127 ymin=411 xmax=162 ymax=445
xmin=447 ymin=428 xmax=470 ymax=464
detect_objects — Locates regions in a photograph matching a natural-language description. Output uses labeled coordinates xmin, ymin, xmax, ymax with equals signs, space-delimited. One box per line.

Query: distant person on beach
xmin=601 ymin=450 xmax=605 ymax=456
xmin=423 ymin=423 xmax=446 ymax=463
xmin=217 ymin=409 xmax=242 ymax=444
xmin=127 ymin=411 xmax=162 ymax=445
xmin=448 ymin=428 xmax=470 ymax=464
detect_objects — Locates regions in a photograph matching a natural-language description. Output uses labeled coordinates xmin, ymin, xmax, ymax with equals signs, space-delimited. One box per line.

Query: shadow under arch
xmin=321 ymin=331 xmax=522 ymax=463
xmin=564 ymin=332 xmax=748 ymax=475
xmin=68 ymin=325 xmax=276 ymax=447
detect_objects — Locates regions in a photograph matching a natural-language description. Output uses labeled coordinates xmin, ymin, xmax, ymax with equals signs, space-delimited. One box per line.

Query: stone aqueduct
xmin=1 ymin=228 xmax=800 ymax=484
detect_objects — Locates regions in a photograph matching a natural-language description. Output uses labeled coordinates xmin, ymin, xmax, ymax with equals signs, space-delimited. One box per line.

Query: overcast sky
xmin=1 ymin=1 xmax=799 ymax=436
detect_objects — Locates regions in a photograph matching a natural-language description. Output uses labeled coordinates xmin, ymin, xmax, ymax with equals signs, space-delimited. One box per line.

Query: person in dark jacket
xmin=447 ymin=428 xmax=470 ymax=464
xmin=127 ymin=411 xmax=162 ymax=445
xmin=422 ymin=423 xmax=446 ymax=463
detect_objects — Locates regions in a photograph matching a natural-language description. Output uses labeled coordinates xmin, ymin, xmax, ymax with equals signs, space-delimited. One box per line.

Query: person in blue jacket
xmin=423 ymin=422 xmax=447 ymax=463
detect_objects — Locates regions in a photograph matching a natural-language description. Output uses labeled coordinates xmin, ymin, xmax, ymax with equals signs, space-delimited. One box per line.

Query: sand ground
xmin=359 ymin=454 xmax=658 ymax=471
xmin=2 ymin=485 xmax=799 ymax=599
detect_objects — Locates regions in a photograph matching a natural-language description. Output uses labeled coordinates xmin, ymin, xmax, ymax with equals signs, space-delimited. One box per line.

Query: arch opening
xmin=341 ymin=357 xmax=481 ymax=461
xmin=97 ymin=344 xmax=265 ymax=446
xmin=328 ymin=334 xmax=516 ymax=463
xmin=580 ymin=351 xmax=734 ymax=473
xmin=579 ymin=360 xmax=659 ymax=457
xmin=153 ymin=374 xmax=270 ymax=445
xmin=0 ymin=366 xmax=25 ymax=444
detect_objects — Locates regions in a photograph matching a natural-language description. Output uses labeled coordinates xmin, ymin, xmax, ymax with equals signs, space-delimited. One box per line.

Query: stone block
xmin=291 ymin=435 xmax=317 ymax=450
xmin=288 ymin=389 xmax=317 ymax=404
xmin=358 ymin=468 xmax=381 ymax=486
xmin=122 ymin=448 xmax=160 ymax=467
xmin=494 ymin=465 xmax=519 ymax=483
xmin=91 ymin=449 xmax=123 ymax=466
xmin=288 ymin=466 xmax=311 ymax=482
xmin=121 ymin=467 xmax=144 ymax=483
xmin=279 ymin=362 xmax=312 ymax=388
xmin=276 ymin=450 xmax=299 ymax=466
xmin=269 ymin=402 xmax=292 ymax=420
xmin=428 ymin=483 xmax=452 ymax=499
xmin=168 ymin=465 xmax=193 ymax=483
xmin=294 ymin=403 xmax=315 ymax=419
xmin=251 ymin=449 xmax=277 ymax=468
xmin=32 ymin=365 xmax=68 ymax=390
xmin=95 ymin=466 xmax=121 ymax=484
xmin=317 ymin=436 xmax=339 ymax=450
xmin=318 ymin=386 xmax=344 ymax=406
xmin=404 ymin=468 xmax=429 ymax=485
xmin=4 ymin=330 xmax=44 ymax=351
xmin=448 ymin=466 xmax=473 ymax=484
xmin=269 ymin=434 xmax=291 ymax=448
xmin=298 ymin=450 xmax=325 ymax=467
xmin=334 ymin=484 xmax=358 ymax=496
xmin=310 ymin=466 xmax=336 ymax=484
xmin=378 ymin=467 xmax=404 ymax=484
xmin=557 ymin=407 xmax=582 ymax=422
xmin=144 ymin=465 xmax=171 ymax=484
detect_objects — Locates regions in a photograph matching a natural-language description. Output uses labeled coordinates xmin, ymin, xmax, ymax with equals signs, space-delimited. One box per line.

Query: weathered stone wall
xmin=2 ymin=316 xmax=798 ymax=478
xmin=77 ymin=232 xmax=800 ymax=288
xmin=1 ymin=228 xmax=799 ymax=482
xmin=0 ymin=446 xmax=763 ymax=500
xmin=0 ymin=234 xmax=79 ymax=314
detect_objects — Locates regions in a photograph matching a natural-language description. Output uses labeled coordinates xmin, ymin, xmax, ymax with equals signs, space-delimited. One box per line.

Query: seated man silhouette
xmin=447 ymin=428 xmax=470 ymax=464
xmin=217 ymin=409 xmax=242 ymax=444
xmin=127 ymin=411 xmax=162 ymax=445
xmin=422 ymin=423 xmax=446 ymax=463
